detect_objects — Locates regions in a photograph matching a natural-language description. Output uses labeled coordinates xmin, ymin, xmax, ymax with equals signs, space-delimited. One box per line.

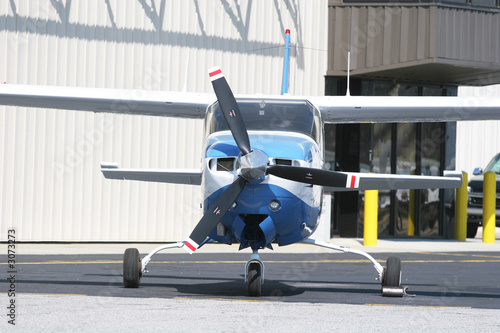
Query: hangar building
xmin=0 ymin=0 xmax=498 ymax=242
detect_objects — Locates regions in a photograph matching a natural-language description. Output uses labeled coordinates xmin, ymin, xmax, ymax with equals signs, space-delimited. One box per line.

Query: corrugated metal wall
xmin=328 ymin=4 xmax=435 ymax=74
xmin=327 ymin=3 xmax=500 ymax=84
xmin=456 ymin=84 xmax=500 ymax=176
xmin=0 ymin=0 xmax=328 ymax=241
xmin=435 ymin=5 xmax=500 ymax=65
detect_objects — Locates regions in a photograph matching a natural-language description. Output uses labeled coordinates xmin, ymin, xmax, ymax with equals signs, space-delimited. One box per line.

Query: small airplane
xmin=2 ymin=63 xmax=500 ymax=296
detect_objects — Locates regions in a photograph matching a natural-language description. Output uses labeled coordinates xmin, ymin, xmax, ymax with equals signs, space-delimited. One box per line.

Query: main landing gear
xmin=302 ymin=238 xmax=405 ymax=297
xmin=123 ymin=239 xmax=405 ymax=297
xmin=122 ymin=242 xmax=185 ymax=289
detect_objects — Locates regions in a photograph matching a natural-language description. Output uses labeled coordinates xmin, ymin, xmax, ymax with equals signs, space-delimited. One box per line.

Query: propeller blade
xmin=209 ymin=67 xmax=252 ymax=155
xmin=266 ymin=165 xmax=349 ymax=188
xmin=183 ymin=176 xmax=247 ymax=253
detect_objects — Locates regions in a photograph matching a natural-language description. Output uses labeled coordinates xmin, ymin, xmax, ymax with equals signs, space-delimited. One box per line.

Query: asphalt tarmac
xmin=2 ymin=238 xmax=500 ymax=331
xmin=3 ymin=251 xmax=500 ymax=307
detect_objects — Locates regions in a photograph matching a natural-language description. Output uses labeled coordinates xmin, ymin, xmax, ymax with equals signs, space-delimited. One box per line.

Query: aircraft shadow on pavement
xmin=8 ymin=274 xmax=381 ymax=299
xmin=139 ymin=278 xmax=382 ymax=298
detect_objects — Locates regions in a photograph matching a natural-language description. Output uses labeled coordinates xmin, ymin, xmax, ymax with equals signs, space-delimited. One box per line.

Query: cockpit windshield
xmin=205 ymin=99 xmax=322 ymax=143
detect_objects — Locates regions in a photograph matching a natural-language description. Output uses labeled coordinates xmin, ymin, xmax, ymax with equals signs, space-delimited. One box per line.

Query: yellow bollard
xmin=408 ymin=189 xmax=415 ymax=236
xmin=455 ymin=171 xmax=468 ymax=241
xmin=408 ymin=170 xmax=416 ymax=236
xmin=483 ymin=171 xmax=496 ymax=243
xmin=364 ymin=190 xmax=378 ymax=246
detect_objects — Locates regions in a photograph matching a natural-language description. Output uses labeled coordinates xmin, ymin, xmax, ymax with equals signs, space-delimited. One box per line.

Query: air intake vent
xmin=216 ymin=157 xmax=235 ymax=171
xmin=275 ymin=159 xmax=292 ymax=166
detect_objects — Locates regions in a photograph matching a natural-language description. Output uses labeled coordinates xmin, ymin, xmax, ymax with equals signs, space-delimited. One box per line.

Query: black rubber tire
xmin=383 ymin=256 xmax=401 ymax=287
xmin=467 ymin=223 xmax=479 ymax=238
xmin=123 ymin=248 xmax=141 ymax=288
xmin=247 ymin=262 xmax=262 ymax=297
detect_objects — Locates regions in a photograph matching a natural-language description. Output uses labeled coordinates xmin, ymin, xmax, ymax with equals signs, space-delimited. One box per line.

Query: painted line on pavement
xmin=4 ymin=258 xmax=500 ymax=265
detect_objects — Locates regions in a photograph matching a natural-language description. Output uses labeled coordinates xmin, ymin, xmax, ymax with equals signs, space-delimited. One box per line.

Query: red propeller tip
xmin=208 ymin=67 xmax=223 ymax=81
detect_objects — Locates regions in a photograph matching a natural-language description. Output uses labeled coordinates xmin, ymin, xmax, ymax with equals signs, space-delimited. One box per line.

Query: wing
xmin=310 ymin=96 xmax=500 ymax=123
xmin=0 ymin=84 xmax=214 ymax=118
xmin=101 ymin=163 xmax=202 ymax=185
xmin=323 ymin=170 xmax=462 ymax=192
xmin=3 ymin=84 xmax=500 ymax=122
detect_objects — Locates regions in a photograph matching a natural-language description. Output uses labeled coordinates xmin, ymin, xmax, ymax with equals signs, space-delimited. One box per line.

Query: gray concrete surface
xmin=3 ymin=294 xmax=500 ymax=332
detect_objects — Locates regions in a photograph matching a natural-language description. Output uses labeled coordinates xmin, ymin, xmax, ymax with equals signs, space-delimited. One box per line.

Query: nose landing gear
xmin=245 ymin=249 xmax=264 ymax=297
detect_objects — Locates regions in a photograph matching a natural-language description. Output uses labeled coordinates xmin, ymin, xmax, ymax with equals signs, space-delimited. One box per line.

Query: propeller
xmin=183 ymin=66 xmax=352 ymax=254
xmin=183 ymin=67 xmax=252 ymax=253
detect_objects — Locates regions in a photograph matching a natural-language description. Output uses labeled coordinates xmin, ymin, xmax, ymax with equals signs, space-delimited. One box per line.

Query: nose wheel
xmin=247 ymin=262 xmax=262 ymax=296
xmin=245 ymin=250 xmax=264 ymax=297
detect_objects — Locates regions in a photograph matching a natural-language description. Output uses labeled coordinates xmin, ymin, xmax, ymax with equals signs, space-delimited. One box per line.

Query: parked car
xmin=467 ymin=153 xmax=500 ymax=238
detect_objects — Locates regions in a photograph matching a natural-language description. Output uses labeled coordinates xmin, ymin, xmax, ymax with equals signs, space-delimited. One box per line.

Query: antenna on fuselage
xmin=346 ymin=51 xmax=351 ymax=97
xmin=281 ymin=29 xmax=291 ymax=95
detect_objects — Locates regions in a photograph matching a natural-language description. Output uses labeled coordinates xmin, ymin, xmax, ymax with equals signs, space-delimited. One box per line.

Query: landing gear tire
xmin=123 ymin=248 xmax=141 ymax=288
xmin=382 ymin=256 xmax=401 ymax=288
xmin=467 ymin=223 xmax=479 ymax=238
xmin=247 ymin=262 xmax=262 ymax=297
